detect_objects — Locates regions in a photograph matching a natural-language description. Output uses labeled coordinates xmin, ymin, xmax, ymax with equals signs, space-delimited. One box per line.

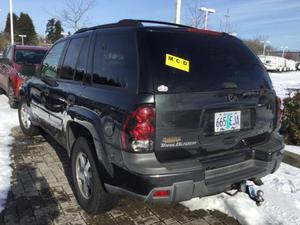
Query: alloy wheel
xmin=76 ymin=152 xmax=93 ymax=199
xmin=20 ymin=103 xmax=31 ymax=129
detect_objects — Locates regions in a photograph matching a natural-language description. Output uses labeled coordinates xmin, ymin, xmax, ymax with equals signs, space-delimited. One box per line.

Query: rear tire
xmin=71 ymin=136 xmax=115 ymax=214
xmin=18 ymin=99 xmax=39 ymax=136
xmin=8 ymin=84 xmax=18 ymax=109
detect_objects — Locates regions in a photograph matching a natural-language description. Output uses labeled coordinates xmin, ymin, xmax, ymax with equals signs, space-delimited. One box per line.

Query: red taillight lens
xmin=153 ymin=190 xmax=170 ymax=197
xmin=130 ymin=122 xmax=154 ymax=140
xmin=121 ymin=105 xmax=155 ymax=152
xmin=136 ymin=107 xmax=155 ymax=123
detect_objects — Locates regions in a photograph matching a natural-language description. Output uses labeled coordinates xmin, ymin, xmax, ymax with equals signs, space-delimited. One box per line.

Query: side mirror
xmin=0 ymin=58 xmax=9 ymax=65
xmin=19 ymin=64 xmax=36 ymax=77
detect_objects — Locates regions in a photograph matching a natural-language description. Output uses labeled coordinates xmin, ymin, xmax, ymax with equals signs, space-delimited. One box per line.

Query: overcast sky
xmin=0 ymin=0 xmax=299 ymax=50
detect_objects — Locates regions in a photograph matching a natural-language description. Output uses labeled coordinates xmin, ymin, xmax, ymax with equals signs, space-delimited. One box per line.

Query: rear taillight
xmin=121 ymin=105 xmax=155 ymax=152
xmin=276 ymin=97 xmax=283 ymax=126
xmin=153 ymin=190 xmax=170 ymax=198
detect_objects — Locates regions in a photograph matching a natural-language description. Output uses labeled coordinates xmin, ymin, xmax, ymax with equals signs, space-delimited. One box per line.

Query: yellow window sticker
xmin=165 ymin=54 xmax=190 ymax=72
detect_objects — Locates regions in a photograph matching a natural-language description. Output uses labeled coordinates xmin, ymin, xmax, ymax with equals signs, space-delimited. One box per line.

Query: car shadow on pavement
xmin=0 ymin=133 xmax=59 ymax=224
xmin=0 ymin=127 xmax=240 ymax=225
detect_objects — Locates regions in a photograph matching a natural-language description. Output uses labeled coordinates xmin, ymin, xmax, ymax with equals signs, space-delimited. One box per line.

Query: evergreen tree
xmin=46 ymin=19 xmax=64 ymax=43
xmin=4 ymin=13 xmax=19 ymax=39
xmin=15 ymin=13 xmax=38 ymax=45
xmin=54 ymin=20 xmax=64 ymax=41
xmin=46 ymin=19 xmax=55 ymax=42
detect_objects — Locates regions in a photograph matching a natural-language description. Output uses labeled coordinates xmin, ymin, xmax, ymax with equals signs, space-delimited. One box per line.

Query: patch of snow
xmin=0 ymin=95 xmax=18 ymax=212
xmin=269 ymin=71 xmax=300 ymax=99
xmin=182 ymin=163 xmax=300 ymax=225
xmin=285 ymin=145 xmax=300 ymax=155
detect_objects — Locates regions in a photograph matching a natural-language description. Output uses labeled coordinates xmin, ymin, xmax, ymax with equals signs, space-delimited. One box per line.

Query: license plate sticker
xmin=214 ymin=111 xmax=241 ymax=133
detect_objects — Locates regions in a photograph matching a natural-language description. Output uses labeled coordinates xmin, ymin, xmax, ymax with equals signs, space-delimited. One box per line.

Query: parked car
xmin=286 ymin=59 xmax=297 ymax=71
xmin=18 ymin=20 xmax=284 ymax=214
xmin=296 ymin=62 xmax=300 ymax=71
xmin=258 ymin=55 xmax=286 ymax=72
xmin=0 ymin=45 xmax=48 ymax=108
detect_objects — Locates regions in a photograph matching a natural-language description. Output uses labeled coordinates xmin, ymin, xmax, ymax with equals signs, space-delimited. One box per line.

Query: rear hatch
xmin=137 ymin=28 xmax=277 ymax=163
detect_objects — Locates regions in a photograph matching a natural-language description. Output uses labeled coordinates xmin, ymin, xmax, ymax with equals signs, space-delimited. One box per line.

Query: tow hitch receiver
xmin=226 ymin=180 xmax=265 ymax=206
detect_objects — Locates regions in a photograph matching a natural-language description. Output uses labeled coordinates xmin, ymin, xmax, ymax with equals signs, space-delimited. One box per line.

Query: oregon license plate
xmin=214 ymin=111 xmax=241 ymax=133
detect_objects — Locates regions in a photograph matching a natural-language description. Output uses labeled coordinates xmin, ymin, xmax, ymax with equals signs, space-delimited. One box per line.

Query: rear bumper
xmin=105 ymin=133 xmax=284 ymax=203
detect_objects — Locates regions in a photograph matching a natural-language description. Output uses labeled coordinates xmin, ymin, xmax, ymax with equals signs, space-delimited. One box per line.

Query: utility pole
xmin=224 ymin=8 xmax=230 ymax=33
xmin=9 ymin=0 xmax=14 ymax=45
xmin=200 ymin=7 xmax=216 ymax=30
xmin=175 ymin=0 xmax=182 ymax=24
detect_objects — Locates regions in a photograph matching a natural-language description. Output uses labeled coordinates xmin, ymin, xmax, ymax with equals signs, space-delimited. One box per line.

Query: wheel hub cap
xmin=21 ymin=103 xmax=31 ymax=129
xmin=76 ymin=152 xmax=93 ymax=199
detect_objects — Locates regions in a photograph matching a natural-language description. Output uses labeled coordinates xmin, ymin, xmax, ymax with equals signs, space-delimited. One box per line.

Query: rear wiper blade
xmin=222 ymin=82 xmax=238 ymax=89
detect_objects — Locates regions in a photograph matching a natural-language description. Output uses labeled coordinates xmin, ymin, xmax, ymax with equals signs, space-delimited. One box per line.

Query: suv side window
xmin=41 ymin=41 xmax=66 ymax=78
xmin=92 ymin=31 xmax=137 ymax=90
xmin=74 ymin=39 xmax=89 ymax=82
xmin=60 ymin=37 xmax=84 ymax=80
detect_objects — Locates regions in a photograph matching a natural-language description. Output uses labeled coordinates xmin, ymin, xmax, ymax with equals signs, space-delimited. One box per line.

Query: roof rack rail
xmin=118 ymin=19 xmax=193 ymax=29
xmin=74 ymin=19 xmax=193 ymax=34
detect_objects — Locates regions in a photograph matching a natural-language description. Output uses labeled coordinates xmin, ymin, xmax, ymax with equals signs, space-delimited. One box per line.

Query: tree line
xmin=0 ymin=0 xmax=95 ymax=52
xmin=0 ymin=13 xmax=64 ymax=51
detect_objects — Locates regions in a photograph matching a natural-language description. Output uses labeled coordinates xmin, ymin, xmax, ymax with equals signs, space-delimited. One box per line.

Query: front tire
xmin=18 ymin=99 xmax=39 ymax=136
xmin=8 ymin=84 xmax=18 ymax=109
xmin=71 ymin=136 xmax=115 ymax=214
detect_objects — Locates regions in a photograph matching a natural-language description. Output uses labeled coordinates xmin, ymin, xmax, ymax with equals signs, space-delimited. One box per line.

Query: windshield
xmin=138 ymin=30 xmax=272 ymax=93
xmin=14 ymin=49 xmax=47 ymax=65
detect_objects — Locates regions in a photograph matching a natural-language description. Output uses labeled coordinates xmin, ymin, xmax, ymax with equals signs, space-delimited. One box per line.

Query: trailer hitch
xmin=225 ymin=180 xmax=265 ymax=206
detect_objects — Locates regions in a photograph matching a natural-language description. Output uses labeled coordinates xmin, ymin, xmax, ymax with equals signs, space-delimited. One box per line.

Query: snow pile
xmin=285 ymin=145 xmax=300 ymax=155
xmin=269 ymin=71 xmax=300 ymax=99
xmin=0 ymin=95 xmax=18 ymax=212
xmin=182 ymin=163 xmax=300 ymax=225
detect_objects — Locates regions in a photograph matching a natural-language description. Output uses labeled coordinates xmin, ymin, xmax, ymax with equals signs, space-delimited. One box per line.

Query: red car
xmin=0 ymin=45 xmax=48 ymax=108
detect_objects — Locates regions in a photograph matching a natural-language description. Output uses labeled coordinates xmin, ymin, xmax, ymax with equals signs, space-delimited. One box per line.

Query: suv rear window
xmin=138 ymin=30 xmax=272 ymax=93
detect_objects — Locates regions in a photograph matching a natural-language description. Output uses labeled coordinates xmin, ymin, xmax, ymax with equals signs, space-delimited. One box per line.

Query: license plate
xmin=214 ymin=111 xmax=241 ymax=133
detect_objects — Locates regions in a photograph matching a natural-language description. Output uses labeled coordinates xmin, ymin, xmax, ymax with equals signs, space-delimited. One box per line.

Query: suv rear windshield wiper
xmin=222 ymin=82 xmax=238 ymax=89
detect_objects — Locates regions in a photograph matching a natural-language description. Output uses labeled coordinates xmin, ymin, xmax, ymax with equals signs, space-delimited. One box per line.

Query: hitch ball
xmin=257 ymin=190 xmax=264 ymax=197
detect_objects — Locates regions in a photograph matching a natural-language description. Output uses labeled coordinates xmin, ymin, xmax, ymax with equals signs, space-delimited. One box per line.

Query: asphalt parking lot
xmin=0 ymin=127 xmax=240 ymax=225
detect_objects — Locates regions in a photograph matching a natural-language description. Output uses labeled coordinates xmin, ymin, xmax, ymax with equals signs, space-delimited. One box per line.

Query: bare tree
xmin=184 ymin=2 xmax=205 ymax=28
xmin=218 ymin=8 xmax=237 ymax=33
xmin=243 ymin=35 xmax=273 ymax=56
xmin=58 ymin=0 xmax=95 ymax=32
